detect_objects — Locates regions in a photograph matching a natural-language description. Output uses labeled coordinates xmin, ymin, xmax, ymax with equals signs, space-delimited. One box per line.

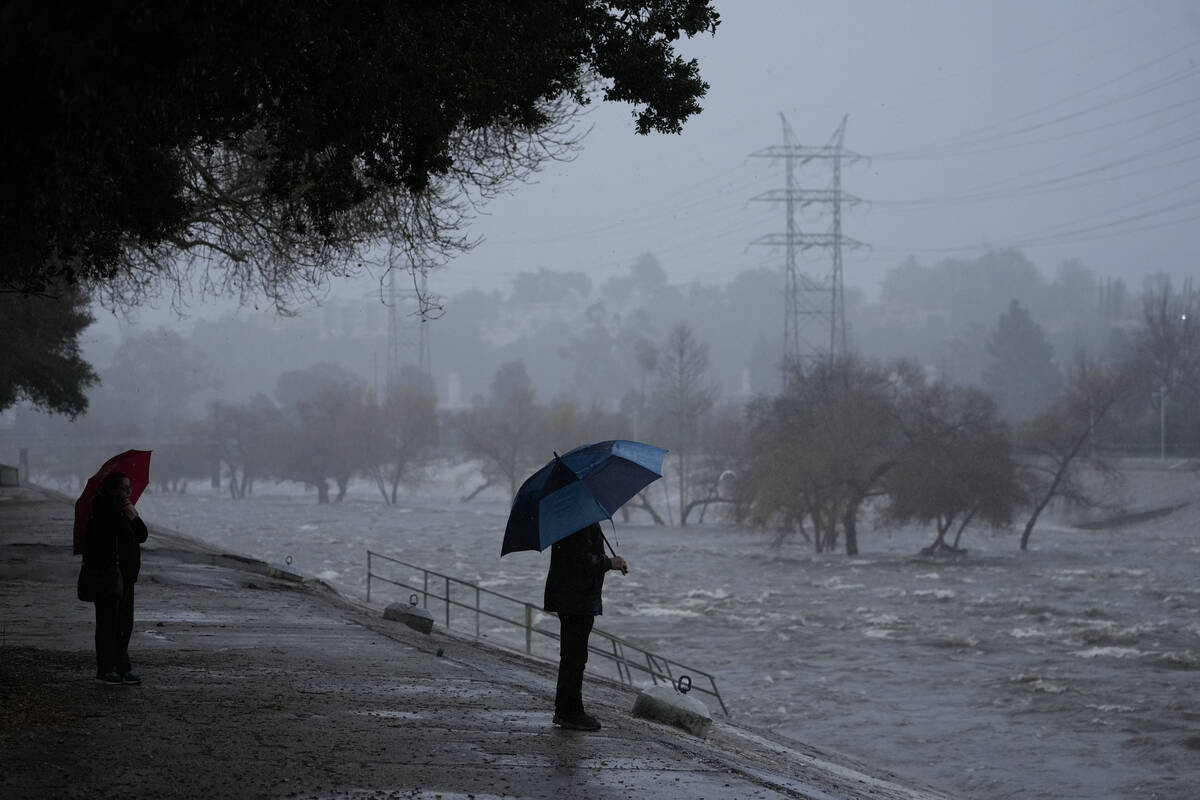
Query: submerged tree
xmin=736 ymin=356 xmax=899 ymax=554
xmin=210 ymin=394 xmax=285 ymax=500
xmin=273 ymin=363 xmax=371 ymax=503
xmin=885 ymin=368 xmax=1022 ymax=555
xmin=1017 ymin=357 xmax=1132 ymax=550
xmin=363 ymin=367 xmax=440 ymax=505
xmin=458 ymin=360 xmax=540 ymax=500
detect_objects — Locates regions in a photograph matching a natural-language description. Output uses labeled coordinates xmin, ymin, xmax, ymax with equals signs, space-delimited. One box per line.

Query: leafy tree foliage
xmin=273 ymin=362 xmax=370 ymax=503
xmin=210 ymin=393 xmax=286 ymax=499
xmin=3 ymin=1 xmax=720 ymax=310
xmin=885 ymin=365 xmax=1021 ymax=554
xmin=458 ymin=360 xmax=540 ymax=499
xmin=94 ymin=327 xmax=218 ymax=434
xmin=363 ymin=369 xmax=440 ymax=505
xmin=0 ymin=286 xmax=97 ymax=417
xmin=983 ymin=299 xmax=1062 ymax=423
xmin=735 ymin=356 xmax=899 ymax=554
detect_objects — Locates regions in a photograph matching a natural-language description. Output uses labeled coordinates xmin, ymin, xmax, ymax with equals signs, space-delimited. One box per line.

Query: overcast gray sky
xmin=432 ymin=0 xmax=1200 ymax=299
xmin=106 ymin=0 xmax=1200 ymax=332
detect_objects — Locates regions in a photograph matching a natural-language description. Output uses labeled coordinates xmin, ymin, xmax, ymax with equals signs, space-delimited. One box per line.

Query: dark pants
xmin=555 ymin=613 xmax=594 ymax=717
xmin=93 ymin=582 xmax=135 ymax=676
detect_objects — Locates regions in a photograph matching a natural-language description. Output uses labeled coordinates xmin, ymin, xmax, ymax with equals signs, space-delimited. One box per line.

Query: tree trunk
xmin=951 ymin=509 xmax=977 ymax=550
xmin=628 ymin=493 xmax=666 ymax=526
xmin=389 ymin=468 xmax=403 ymax=505
xmin=921 ymin=516 xmax=952 ymax=555
xmin=370 ymin=468 xmax=390 ymax=504
xmin=842 ymin=503 xmax=859 ymax=556
xmin=1021 ymin=451 xmax=1077 ymax=551
xmin=316 ymin=480 xmax=330 ymax=504
xmin=461 ymin=479 xmax=493 ymax=503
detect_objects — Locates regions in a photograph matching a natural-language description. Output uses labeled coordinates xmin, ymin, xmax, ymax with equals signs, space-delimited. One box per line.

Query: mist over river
xmin=135 ymin=464 xmax=1200 ymax=799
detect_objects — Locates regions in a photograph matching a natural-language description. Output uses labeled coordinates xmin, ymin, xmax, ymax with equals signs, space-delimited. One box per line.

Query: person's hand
xmin=122 ymin=500 xmax=138 ymax=520
xmin=610 ymin=555 xmax=628 ymax=575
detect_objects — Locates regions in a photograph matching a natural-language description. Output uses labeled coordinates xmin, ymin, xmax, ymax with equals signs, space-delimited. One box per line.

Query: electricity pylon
xmin=751 ymin=113 xmax=864 ymax=372
xmin=416 ymin=269 xmax=432 ymax=380
xmin=384 ymin=255 xmax=433 ymax=392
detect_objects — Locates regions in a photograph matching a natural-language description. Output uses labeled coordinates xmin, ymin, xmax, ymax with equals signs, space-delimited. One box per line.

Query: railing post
xmin=445 ymin=575 xmax=451 ymax=628
xmin=366 ymin=551 xmax=372 ymax=604
xmin=524 ymin=604 xmax=533 ymax=654
xmin=475 ymin=585 xmax=481 ymax=639
xmin=422 ymin=571 xmax=429 ymax=608
xmin=611 ymin=639 xmax=626 ymax=684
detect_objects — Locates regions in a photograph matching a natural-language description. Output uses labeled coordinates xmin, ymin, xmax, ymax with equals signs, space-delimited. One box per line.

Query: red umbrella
xmin=72 ymin=449 xmax=152 ymax=555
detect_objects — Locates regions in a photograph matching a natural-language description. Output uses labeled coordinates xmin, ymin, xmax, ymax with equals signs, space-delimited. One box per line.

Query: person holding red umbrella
xmin=82 ymin=471 xmax=148 ymax=685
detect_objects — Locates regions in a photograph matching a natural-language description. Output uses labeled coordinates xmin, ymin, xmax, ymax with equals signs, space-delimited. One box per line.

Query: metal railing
xmin=366 ymin=549 xmax=728 ymax=715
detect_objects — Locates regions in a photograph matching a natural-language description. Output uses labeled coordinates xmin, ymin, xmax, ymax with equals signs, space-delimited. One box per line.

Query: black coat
xmin=543 ymin=523 xmax=612 ymax=615
xmin=82 ymin=495 xmax=148 ymax=583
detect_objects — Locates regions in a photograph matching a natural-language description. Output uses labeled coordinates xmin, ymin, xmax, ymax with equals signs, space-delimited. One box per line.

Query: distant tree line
xmin=4 ymin=266 xmax=1196 ymax=555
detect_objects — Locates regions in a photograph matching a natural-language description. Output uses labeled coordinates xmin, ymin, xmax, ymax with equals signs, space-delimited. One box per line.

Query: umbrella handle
xmin=600 ymin=528 xmax=627 ymax=574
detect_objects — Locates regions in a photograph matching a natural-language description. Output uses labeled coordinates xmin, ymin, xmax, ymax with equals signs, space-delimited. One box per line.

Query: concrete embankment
xmin=0 ymin=485 xmax=954 ymax=799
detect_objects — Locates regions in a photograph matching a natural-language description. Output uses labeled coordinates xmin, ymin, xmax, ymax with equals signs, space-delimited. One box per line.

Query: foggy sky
xmin=440 ymin=0 xmax=1200 ymax=296
xmin=97 ymin=0 xmax=1199 ymax=333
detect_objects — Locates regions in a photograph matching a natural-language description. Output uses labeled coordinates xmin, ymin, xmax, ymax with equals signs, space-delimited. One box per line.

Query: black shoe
xmin=122 ymin=671 xmax=142 ymax=686
xmin=95 ymin=671 xmax=122 ymax=685
xmin=553 ymin=712 xmax=601 ymax=731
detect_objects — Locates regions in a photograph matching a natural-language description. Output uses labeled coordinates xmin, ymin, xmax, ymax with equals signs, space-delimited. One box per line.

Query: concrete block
xmin=267 ymin=563 xmax=303 ymax=582
xmin=0 ymin=465 xmax=18 ymax=487
xmin=632 ymin=684 xmax=712 ymax=739
xmin=384 ymin=602 xmax=434 ymax=634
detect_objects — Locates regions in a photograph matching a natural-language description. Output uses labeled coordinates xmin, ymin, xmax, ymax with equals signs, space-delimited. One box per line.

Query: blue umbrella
xmin=501 ymin=440 xmax=668 ymax=556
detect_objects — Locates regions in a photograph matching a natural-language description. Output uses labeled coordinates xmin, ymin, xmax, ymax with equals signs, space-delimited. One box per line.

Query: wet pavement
xmin=0 ymin=485 xmax=954 ymax=799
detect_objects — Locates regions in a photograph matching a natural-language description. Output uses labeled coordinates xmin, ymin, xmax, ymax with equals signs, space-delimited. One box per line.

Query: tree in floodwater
xmin=1017 ymin=356 xmax=1132 ymax=550
xmin=884 ymin=366 xmax=1023 ymax=555
xmin=458 ymin=360 xmax=539 ymax=500
xmin=736 ymin=356 xmax=900 ymax=554
xmin=210 ymin=394 xmax=284 ymax=499
xmin=274 ymin=363 xmax=371 ymax=503
xmin=363 ymin=366 xmax=439 ymax=505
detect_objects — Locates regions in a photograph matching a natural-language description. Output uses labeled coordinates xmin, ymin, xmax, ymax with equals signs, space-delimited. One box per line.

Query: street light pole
xmin=1159 ymin=383 xmax=1167 ymax=461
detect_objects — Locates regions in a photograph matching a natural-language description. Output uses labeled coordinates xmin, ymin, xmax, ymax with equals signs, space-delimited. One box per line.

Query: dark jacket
xmin=544 ymin=523 xmax=612 ymax=615
xmin=82 ymin=495 xmax=149 ymax=583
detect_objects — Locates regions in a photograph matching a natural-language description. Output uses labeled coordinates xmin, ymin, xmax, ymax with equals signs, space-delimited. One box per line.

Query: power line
xmin=875 ymin=38 xmax=1200 ymax=160
xmin=873 ymin=130 xmax=1200 ymax=208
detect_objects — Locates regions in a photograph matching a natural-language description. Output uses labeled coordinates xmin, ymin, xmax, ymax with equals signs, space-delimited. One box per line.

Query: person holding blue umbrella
xmin=544 ymin=522 xmax=628 ymax=730
xmin=501 ymin=439 xmax=666 ymax=731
